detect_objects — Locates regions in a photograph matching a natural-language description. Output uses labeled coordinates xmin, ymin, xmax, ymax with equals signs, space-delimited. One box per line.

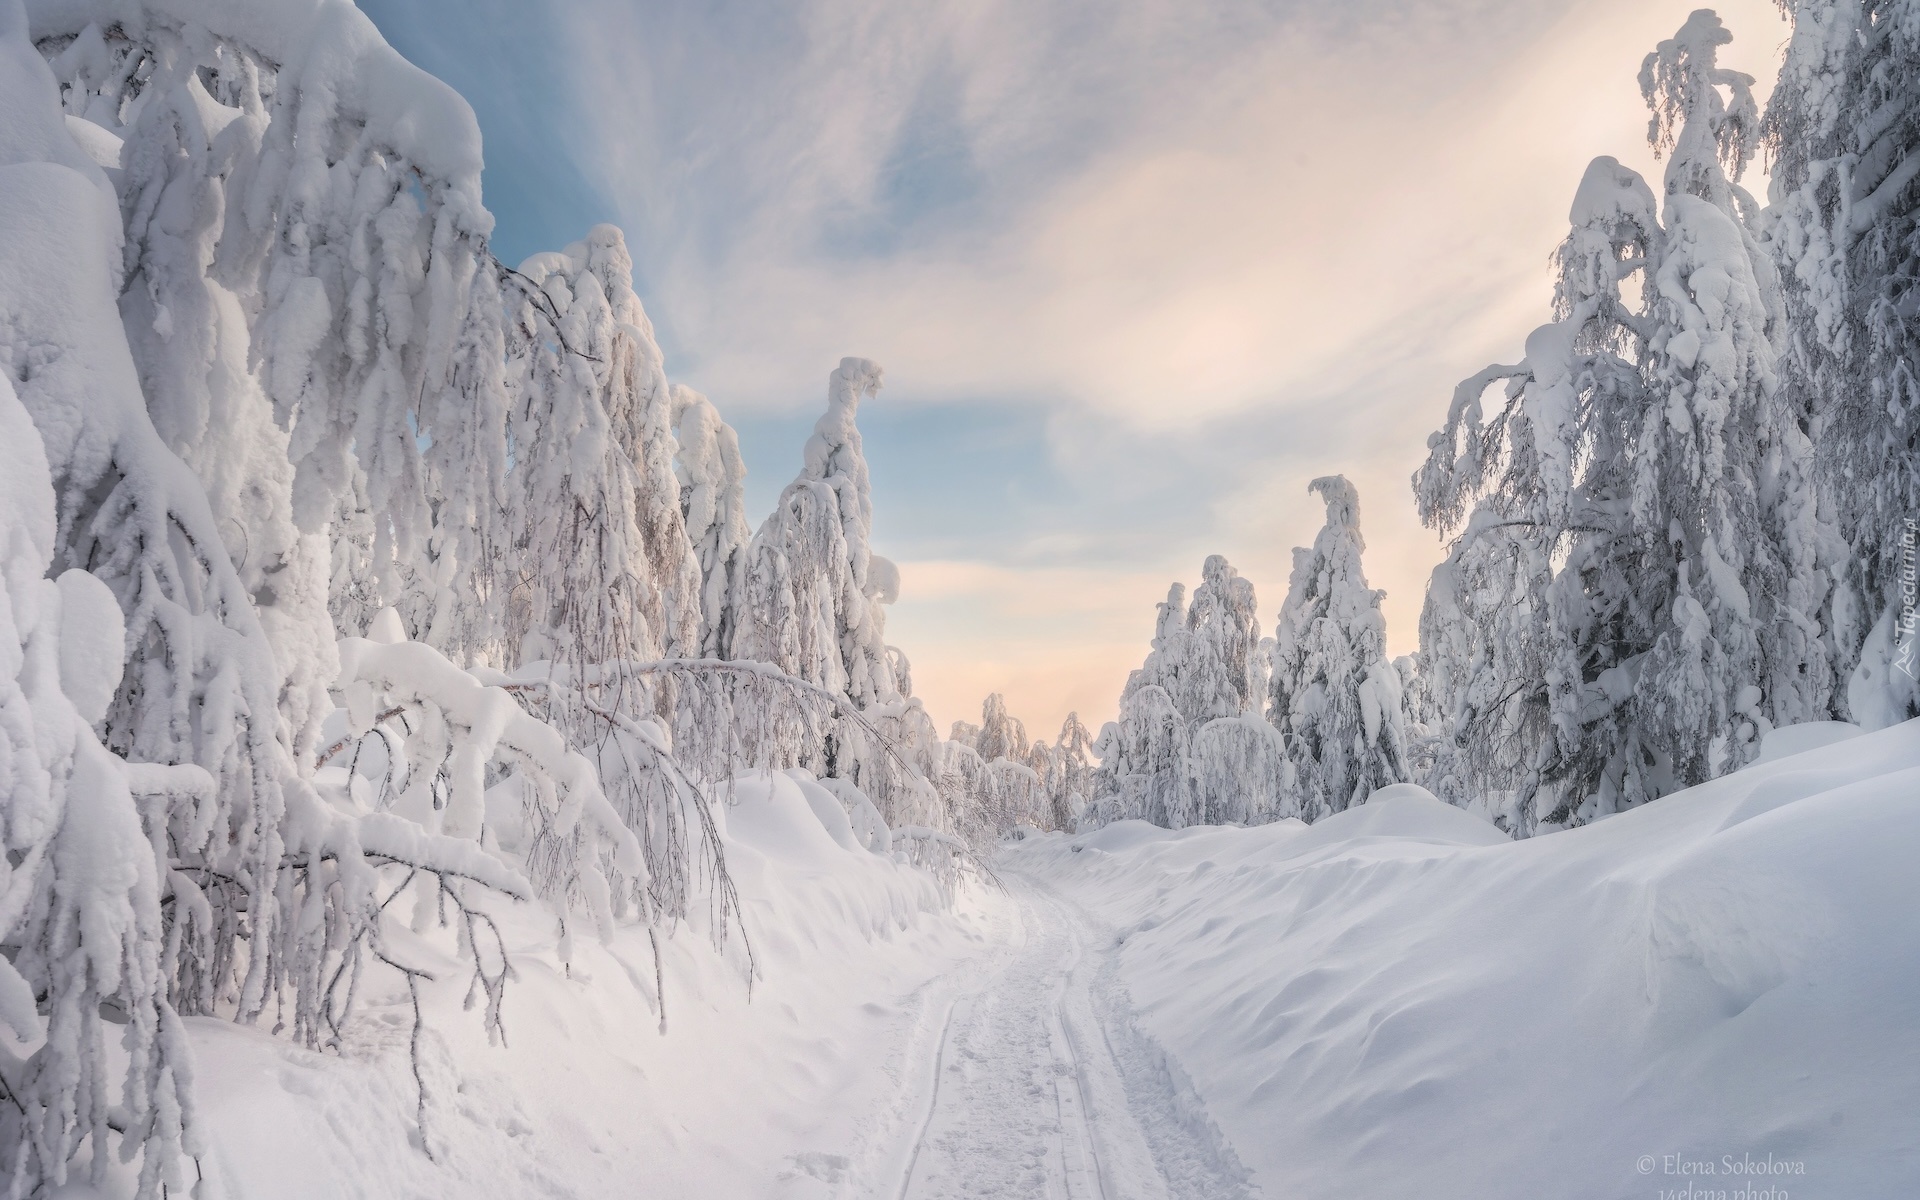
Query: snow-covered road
xmin=881 ymin=872 xmax=1255 ymax=1200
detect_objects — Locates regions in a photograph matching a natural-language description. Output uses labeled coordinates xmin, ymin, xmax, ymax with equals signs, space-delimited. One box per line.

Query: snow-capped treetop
xmin=28 ymin=0 xmax=488 ymax=195
xmin=1566 ymin=154 xmax=1661 ymax=239
xmin=1557 ymin=154 xmax=1661 ymax=336
xmin=975 ymin=693 xmax=1030 ymax=763
xmin=1276 ymin=478 xmax=1379 ymax=649
xmin=1152 ymin=582 xmax=1187 ymax=654
xmin=803 ymin=357 xmax=884 ymax=594
xmin=1181 ymin=554 xmax=1263 ymax=720
xmin=1640 ymin=8 xmax=1761 ymax=210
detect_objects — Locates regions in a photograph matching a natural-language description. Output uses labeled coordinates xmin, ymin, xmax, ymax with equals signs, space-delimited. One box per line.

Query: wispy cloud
xmin=427 ymin=0 xmax=1790 ymax=733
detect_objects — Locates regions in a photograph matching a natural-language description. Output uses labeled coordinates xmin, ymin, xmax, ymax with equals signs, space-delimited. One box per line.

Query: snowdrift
xmin=179 ymin=767 xmax=971 ymax=1200
xmin=1009 ymin=719 xmax=1920 ymax=1200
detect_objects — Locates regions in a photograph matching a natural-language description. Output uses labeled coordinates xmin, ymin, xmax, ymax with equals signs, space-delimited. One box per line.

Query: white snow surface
xmin=169 ymin=718 xmax=1920 ymax=1198
xmin=184 ymin=767 xmax=968 ymax=1200
xmin=1006 ymin=719 xmax=1920 ymax=1199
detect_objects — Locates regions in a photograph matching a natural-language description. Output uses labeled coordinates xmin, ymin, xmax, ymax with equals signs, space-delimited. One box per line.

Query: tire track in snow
xmin=885 ymin=873 xmax=1255 ymax=1200
xmin=894 ymin=990 xmax=965 ymax=1200
xmin=1040 ymin=893 xmax=1109 ymax=1200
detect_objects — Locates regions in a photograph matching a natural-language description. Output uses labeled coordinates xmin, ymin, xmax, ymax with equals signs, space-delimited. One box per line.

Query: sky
xmin=359 ymin=0 xmax=1789 ymax=740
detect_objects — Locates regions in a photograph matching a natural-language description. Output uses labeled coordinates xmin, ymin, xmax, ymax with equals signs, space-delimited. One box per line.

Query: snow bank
xmin=183 ymin=766 xmax=965 ymax=1199
xmin=1011 ymin=719 xmax=1920 ymax=1199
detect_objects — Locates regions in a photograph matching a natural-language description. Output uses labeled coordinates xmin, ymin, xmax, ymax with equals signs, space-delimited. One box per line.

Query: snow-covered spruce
xmin=729 ymin=359 xmax=900 ymax=709
xmin=1412 ymin=152 xmax=1660 ymax=832
xmin=1036 ymin=711 xmax=1097 ymax=830
xmin=1268 ymin=476 xmax=1406 ymax=822
xmin=1767 ymin=0 xmax=1920 ymax=729
xmin=672 ymin=384 xmax=753 ymax=661
xmin=1084 ymin=554 xmax=1291 ymax=830
xmin=1415 ymin=11 xmax=1833 ymax=832
xmin=725 ymin=359 xmax=948 ymax=831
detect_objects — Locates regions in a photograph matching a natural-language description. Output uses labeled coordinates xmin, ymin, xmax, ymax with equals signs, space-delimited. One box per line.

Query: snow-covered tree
xmin=1767 ymin=0 xmax=1920 ymax=728
xmin=672 ymin=384 xmax=752 ymax=659
xmin=1085 ymin=554 xmax=1289 ymax=829
xmin=1415 ymin=11 xmax=1833 ymax=832
xmin=974 ymin=692 xmax=1030 ymax=762
xmin=0 ymin=372 xmax=201 ymax=1198
xmin=1270 ymin=476 xmax=1407 ymax=821
xmin=726 ymin=359 xmax=945 ymax=825
xmin=1637 ymin=10 xmax=1833 ymax=765
xmin=1178 ymin=554 xmax=1264 ymax=720
xmin=731 ymin=359 xmax=898 ymax=699
xmin=1033 ymin=711 xmax=1095 ymax=830
xmin=1178 ymin=556 xmax=1289 ymax=825
xmin=1186 ymin=713 xmax=1291 ymax=827
xmin=1085 ymin=681 xmax=1189 ymax=828
xmin=501 ymin=229 xmax=702 ymax=672
xmin=1413 ymin=153 xmax=1661 ymax=831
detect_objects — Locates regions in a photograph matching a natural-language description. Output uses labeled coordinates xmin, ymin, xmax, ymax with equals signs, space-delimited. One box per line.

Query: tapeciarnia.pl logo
xmin=1895 ymin=516 xmax=1917 ymax=681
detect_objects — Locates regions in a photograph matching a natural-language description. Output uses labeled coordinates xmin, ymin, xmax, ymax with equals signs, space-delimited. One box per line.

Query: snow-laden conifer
xmin=1269 ymin=477 xmax=1407 ymax=821
xmin=1034 ymin=711 xmax=1096 ymax=829
xmin=1638 ymin=10 xmax=1832 ymax=772
xmin=975 ymin=693 xmax=1031 ymax=763
xmin=1767 ymin=0 xmax=1920 ymax=727
xmin=732 ymin=360 xmax=897 ymax=701
xmin=1085 ymin=555 xmax=1290 ymax=828
xmin=672 ymin=384 xmax=753 ymax=659
xmin=1086 ymin=682 xmax=1189 ymax=829
xmin=1415 ymin=11 xmax=1832 ymax=831
xmin=727 ymin=359 xmax=945 ymax=827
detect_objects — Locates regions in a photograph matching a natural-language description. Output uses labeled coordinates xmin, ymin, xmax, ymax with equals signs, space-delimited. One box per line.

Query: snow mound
xmin=1010 ymin=718 xmax=1920 ymax=1199
xmin=1072 ymin=819 xmax=1177 ymax=856
xmin=1750 ymin=720 xmax=1863 ymax=765
xmin=1300 ymin=781 xmax=1508 ymax=846
xmin=726 ymin=769 xmax=867 ymax=867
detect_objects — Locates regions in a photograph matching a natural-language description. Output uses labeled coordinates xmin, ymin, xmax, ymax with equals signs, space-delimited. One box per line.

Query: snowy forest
xmin=0 ymin=0 xmax=1916 ymax=1197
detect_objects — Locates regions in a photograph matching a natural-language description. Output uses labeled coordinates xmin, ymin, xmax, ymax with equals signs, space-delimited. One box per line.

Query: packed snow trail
xmin=884 ymin=872 xmax=1256 ymax=1200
